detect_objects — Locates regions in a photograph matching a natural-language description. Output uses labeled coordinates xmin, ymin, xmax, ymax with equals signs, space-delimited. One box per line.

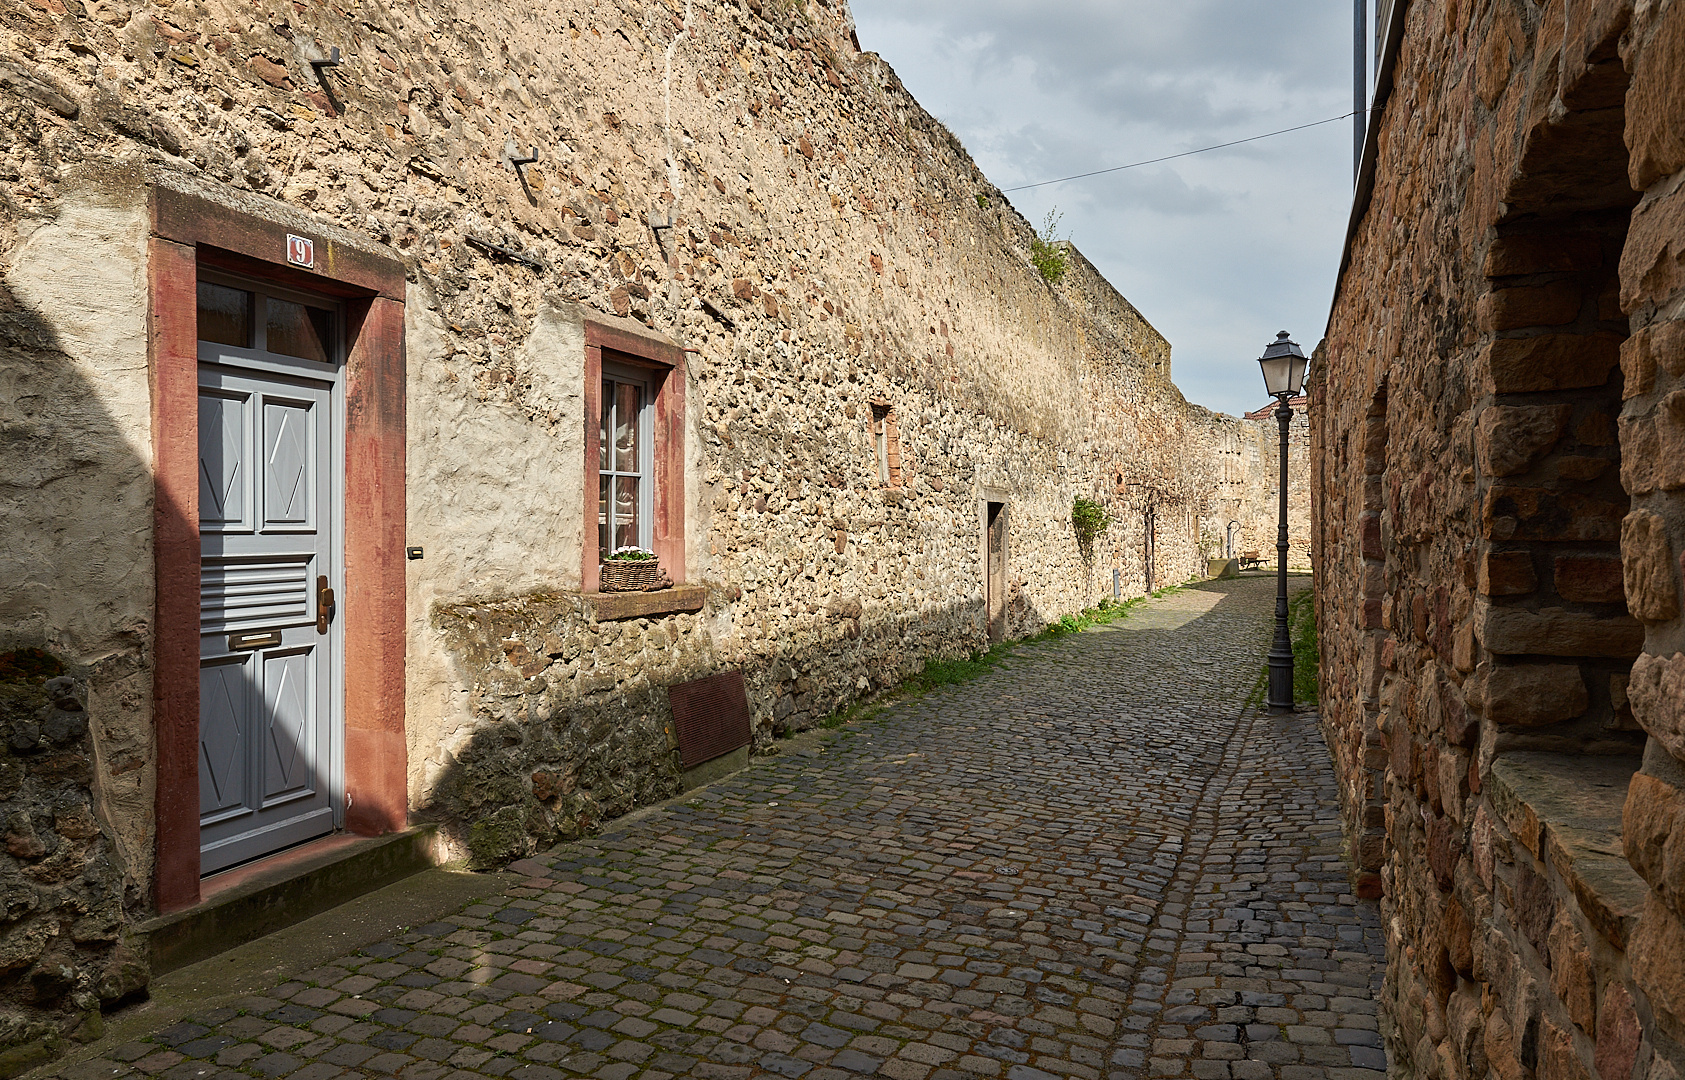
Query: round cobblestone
xmin=88 ymin=575 xmax=1385 ymax=1080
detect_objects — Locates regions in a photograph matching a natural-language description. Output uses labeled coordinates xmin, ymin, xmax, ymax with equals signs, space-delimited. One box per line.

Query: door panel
xmin=198 ymin=357 xmax=338 ymax=876
xmin=198 ymin=390 xmax=251 ymax=529
xmin=262 ymin=648 xmax=315 ymax=803
xmin=199 ymin=657 xmax=251 ymax=820
xmin=263 ymin=400 xmax=314 ymax=528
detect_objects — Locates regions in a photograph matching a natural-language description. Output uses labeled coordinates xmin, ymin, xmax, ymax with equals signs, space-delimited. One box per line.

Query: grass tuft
xmin=1290 ymin=587 xmax=1319 ymax=707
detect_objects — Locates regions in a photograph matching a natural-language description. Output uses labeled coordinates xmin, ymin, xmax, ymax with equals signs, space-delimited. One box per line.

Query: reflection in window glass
xmin=265 ymin=298 xmax=333 ymax=362
xmin=614 ymin=477 xmax=640 ymax=552
xmin=197 ymin=282 xmax=252 ymax=347
xmin=598 ymin=375 xmax=650 ymax=564
xmin=614 ymin=382 xmax=640 ymax=473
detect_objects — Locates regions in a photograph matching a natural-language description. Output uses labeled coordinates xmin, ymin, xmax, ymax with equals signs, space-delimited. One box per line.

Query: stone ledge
xmin=139 ymin=825 xmax=442 ymax=975
xmin=587 ymin=585 xmax=707 ymax=622
xmin=1490 ymin=752 xmax=1646 ymax=948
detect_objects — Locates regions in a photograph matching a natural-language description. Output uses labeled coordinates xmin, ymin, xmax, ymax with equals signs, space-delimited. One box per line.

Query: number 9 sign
xmin=286 ymin=234 xmax=315 ymax=269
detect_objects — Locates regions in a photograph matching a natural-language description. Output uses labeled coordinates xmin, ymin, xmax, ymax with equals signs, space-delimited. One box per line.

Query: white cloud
xmin=850 ymin=0 xmax=1356 ymax=417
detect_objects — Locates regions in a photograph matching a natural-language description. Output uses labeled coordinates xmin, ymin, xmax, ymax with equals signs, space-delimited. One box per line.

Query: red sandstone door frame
xmin=148 ymin=187 xmax=408 ymax=913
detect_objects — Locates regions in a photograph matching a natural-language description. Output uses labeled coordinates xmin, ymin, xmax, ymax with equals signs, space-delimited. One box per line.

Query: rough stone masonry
xmin=1315 ymin=1 xmax=1685 ymax=1080
xmin=0 ymin=0 xmax=1309 ymax=1063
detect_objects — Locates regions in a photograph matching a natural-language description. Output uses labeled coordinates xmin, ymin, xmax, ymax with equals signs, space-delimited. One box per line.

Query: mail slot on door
xmin=228 ymin=631 xmax=282 ymax=651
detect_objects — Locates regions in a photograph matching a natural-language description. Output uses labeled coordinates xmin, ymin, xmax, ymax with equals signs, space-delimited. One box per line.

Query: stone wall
xmin=1215 ymin=399 xmax=1313 ymax=570
xmin=1315 ymin=1 xmax=1685 ymax=1079
xmin=0 ymin=0 xmax=1303 ymax=1052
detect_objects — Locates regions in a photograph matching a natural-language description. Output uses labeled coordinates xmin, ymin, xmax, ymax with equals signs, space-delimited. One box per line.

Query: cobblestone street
xmin=71 ymin=575 xmax=1386 ymax=1080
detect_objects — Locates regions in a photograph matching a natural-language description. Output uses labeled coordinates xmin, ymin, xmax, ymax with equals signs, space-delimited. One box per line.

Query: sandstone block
xmin=1482 ymin=333 xmax=1622 ymax=394
xmin=1593 ymin=981 xmax=1641 ymax=1080
xmin=1621 ymin=509 xmax=1679 ymax=621
xmin=1486 ymin=1009 xmax=1526 ymax=1080
xmin=1549 ymin=910 xmax=1597 ymax=1032
xmin=1427 ymin=813 xmax=1460 ymax=892
xmin=1517 ymin=858 xmax=1557 ymax=956
xmin=1478 ymin=405 xmax=1574 ymax=476
xmin=1479 ymin=604 xmax=1643 ymax=658
xmin=1445 ymin=896 xmax=1476 ymax=976
xmin=1625 ymin=0 xmax=1685 ymax=190
xmin=1443 ymin=677 xmax=1479 ymax=746
xmin=1619 ymin=319 xmax=1685 ymax=401
xmin=1480 ymin=283 xmax=1584 ymax=330
xmin=1485 ymin=662 xmax=1588 ymax=725
xmin=1481 ymin=551 xmax=1538 ymax=596
xmin=1655 ymin=391 xmax=1685 ymax=491
xmin=1630 ymin=893 xmax=1685 ymax=1036
xmin=1626 ymin=651 xmax=1685 ymax=760
xmin=1559 ymin=456 xmax=1614 ymax=480
xmin=1622 ymin=771 xmax=1685 ymax=914
xmin=1361 ymin=511 xmax=1382 ymax=559
xmin=1620 ymin=182 xmax=1685 ymax=313
xmin=1619 ymin=411 xmax=1662 ymax=495
xmin=1476 ymin=20 xmax=1516 ymax=108
xmin=1554 ymin=556 xmax=1626 ymax=604
xmin=1483 ymin=485 xmax=1626 ymax=542
xmin=1485 ymin=235 xmax=1603 ymax=277
xmin=1540 ymin=1014 xmax=1593 ymax=1080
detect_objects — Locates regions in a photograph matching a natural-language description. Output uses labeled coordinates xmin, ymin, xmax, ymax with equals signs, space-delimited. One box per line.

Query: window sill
xmin=586 ymin=585 xmax=707 ymax=622
xmin=1489 ymin=752 xmax=1646 ymax=948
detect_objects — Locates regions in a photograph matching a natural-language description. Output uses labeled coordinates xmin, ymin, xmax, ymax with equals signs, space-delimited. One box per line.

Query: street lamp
xmin=1257 ymin=331 xmax=1307 ymax=712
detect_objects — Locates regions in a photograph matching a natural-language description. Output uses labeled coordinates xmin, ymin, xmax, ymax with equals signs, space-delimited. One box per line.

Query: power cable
xmin=996 ymin=106 xmax=1383 ymax=195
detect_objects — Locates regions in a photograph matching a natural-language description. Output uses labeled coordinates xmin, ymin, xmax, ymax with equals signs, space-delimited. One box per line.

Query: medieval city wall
xmin=0 ymin=0 xmax=1308 ymax=1051
xmin=1316 ymin=2 xmax=1685 ymax=1080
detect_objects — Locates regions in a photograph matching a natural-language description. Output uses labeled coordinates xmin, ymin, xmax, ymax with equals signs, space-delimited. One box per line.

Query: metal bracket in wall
xmin=698 ymin=297 xmax=736 ymax=329
xmin=505 ymin=142 xmax=542 ymax=203
xmin=464 ymin=233 xmax=545 ymax=271
xmin=646 ymin=210 xmax=674 ymax=260
xmin=309 ymin=47 xmax=344 ymax=113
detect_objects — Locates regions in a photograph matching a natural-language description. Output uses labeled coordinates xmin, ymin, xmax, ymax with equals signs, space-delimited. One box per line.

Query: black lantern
xmin=1258 ymin=331 xmax=1308 ymax=399
xmin=1256 ymin=331 xmax=1306 ymax=712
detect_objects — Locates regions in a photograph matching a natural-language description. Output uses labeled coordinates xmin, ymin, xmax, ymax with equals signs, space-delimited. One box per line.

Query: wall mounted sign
xmin=286 ymin=234 xmax=315 ymax=269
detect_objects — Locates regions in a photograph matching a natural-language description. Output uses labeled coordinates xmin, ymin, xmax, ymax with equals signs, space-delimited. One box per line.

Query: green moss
xmin=1290 ymin=587 xmax=1319 ymax=707
xmin=467 ymin=803 xmax=533 ymax=869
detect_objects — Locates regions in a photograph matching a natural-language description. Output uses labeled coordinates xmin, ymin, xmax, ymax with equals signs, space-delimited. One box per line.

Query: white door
xmin=197 ymin=275 xmax=342 ymax=875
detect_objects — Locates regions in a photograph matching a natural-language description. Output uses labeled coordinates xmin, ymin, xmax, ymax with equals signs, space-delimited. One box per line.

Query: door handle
xmin=317 ymin=576 xmax=336 ymax=634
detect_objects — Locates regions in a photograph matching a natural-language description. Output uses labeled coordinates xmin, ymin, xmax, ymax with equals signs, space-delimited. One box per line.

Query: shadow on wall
xmin=0 ymin=279 xmax=160 ymax=1059
xmin=415 ymin=579 xmax=1083 ymax=870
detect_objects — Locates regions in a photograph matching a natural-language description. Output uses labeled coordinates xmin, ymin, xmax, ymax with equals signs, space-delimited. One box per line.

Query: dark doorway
xmin=1144 ymin=506 xmax=1157 ymax=594
xmin=986 ymin=501 xmax=1007 ymax=642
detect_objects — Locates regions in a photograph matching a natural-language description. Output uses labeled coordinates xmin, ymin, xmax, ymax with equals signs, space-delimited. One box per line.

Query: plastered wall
xmin=0 ymin=0 xmax=1310 ymax=1054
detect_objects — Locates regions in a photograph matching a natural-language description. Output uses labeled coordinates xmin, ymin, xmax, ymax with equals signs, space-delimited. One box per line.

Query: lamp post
xmin=1257 ymin=331 xmax=1308 ymax=712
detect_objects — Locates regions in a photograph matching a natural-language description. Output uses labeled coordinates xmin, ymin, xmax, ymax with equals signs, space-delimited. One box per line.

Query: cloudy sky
xmin=848 ymin=0 xmax=1360 ymax=418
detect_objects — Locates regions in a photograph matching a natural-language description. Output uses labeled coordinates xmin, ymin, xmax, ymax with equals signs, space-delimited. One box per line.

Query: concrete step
xmin=139 ymin=826 xmax=444 ymax=976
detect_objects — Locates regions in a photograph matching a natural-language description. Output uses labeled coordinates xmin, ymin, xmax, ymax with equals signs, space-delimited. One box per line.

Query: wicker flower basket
xmin=600 ymin=559 xmax=661 ymax=592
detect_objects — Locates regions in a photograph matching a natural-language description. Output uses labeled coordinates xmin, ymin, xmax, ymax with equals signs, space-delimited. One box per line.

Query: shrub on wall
xmin=1072 ymin=496 xmax=1112 ymax=553
xmin=1030 ymin=209 xmax=1069 ymax=285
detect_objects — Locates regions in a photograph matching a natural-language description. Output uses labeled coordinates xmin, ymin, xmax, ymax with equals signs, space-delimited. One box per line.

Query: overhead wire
xmin=994 ymin=106 xmax=1384 ymax=195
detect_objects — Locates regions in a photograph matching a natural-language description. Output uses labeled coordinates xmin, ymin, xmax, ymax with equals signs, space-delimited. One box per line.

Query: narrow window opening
xmin=870 ymin=401 xmax=900 ymax=488
xmin=599 ymin=364 xmax=653 ymax=561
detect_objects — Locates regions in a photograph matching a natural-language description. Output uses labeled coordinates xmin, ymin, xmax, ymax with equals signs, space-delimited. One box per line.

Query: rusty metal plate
xmin=667 ymin=670 xmax=751 ymax=769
